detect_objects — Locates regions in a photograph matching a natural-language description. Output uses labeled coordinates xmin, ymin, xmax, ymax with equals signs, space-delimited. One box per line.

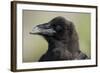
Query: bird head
xmin=30 ymin=16 xmax=71 ymax=37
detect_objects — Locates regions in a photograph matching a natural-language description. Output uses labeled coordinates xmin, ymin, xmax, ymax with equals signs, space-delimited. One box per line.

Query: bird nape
xmin=30 ymin=16 xmax=88 ymax=62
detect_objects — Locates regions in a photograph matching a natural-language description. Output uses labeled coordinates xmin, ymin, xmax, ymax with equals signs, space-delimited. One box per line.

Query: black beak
xmin=30 ymin=25 xmax=42 ymax=34
xmin=30 ymin=23 xmax=56 ymax=36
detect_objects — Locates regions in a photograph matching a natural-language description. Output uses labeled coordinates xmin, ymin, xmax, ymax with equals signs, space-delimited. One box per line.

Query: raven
xmin=30 ymin=16 xmax=88 ymax=61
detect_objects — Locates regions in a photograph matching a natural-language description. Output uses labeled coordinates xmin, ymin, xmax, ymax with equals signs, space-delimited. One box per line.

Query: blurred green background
xmin=22 ymin=10 xmax=91 ymax=62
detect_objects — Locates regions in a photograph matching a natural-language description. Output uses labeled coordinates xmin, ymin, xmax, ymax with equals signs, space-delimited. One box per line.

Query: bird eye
xmin=56 ymin=25 xmax=62 ymax=31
